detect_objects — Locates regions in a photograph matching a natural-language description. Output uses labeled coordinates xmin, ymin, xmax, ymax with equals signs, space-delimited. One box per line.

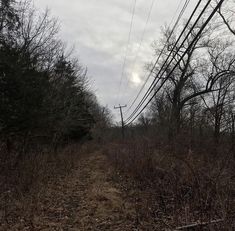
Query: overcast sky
xmin=33 ymin=0 xmax=195 ymax=121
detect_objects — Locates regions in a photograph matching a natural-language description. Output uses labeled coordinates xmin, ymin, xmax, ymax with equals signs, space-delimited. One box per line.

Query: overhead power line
xmin=116 ymin=0 xmax=137 ymax=105
xmin=125 ymin=0 xmax=197 ymax=123
xmin=125 ymin=0 xmax=225 ymax=126
xmin=126 ymin=0 xmax=156 ymax=82
xmin=125 ymin=0 xmax=205 ymax=123
xmin=131 ymin=0 xmax=156 ymax=66
xmin=124 ymin=0 xmax=210 ymax=124
xmin=125 ymin=0 xmax=191 ymax=115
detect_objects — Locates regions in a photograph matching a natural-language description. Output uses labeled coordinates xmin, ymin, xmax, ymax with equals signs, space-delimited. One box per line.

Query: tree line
xmin=137 ymin=1 xmax=235 ymax=151
xmin=0 ymin=0 xmax=112 ymax=157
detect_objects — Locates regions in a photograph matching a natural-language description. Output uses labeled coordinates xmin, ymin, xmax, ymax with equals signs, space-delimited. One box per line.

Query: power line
xmin=125 ymin=0 xmax=191 ymax=115
xmin=125 ymin=0 xmax=225 ymax=126
xmin=125 ymin=0 xmax=208 ymax=124
xmin=126 ymin=0 xmax=191 ymax=114
xmin=125 ymin=0 xmax=203 ymax=123
xmin=116 ymin=0 xmax=137 ymax=105
xmin=123 ymin=0 xmax=156 ymax=93
xmin=125 ymin=0 xmax=196 ymax=122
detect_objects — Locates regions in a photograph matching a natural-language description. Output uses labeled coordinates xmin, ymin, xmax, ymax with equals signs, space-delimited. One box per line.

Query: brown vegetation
xmin=1 ymin=0 xmax=235 ymax=230
xmin=0 ymin=143 xmax=97 ymax=230
xmin=105 ymin=137 xmax=235 ymax=230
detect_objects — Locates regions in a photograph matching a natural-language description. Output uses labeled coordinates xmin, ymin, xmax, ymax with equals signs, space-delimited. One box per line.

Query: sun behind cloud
xmin=131 ymin=72 xmax=142 ymax=86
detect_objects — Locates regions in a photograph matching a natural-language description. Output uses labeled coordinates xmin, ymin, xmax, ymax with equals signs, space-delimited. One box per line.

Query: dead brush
xmin=105 ymin=139 xmax=235 ymax=229
xmin=0 ymin=142 xmax=89 ymax=227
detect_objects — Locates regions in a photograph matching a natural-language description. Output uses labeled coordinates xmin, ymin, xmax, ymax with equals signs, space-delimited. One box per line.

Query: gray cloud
xmin=33 ymin=0 xmax=195 ymax=121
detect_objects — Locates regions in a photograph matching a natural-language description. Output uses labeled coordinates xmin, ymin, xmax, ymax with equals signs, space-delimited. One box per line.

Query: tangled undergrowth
xmin=105 ymin=139 xmax=235 ymax=230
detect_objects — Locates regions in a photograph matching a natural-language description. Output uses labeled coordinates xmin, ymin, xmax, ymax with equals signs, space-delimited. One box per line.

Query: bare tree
xmin=149 ymin=17 xmax=235 ymax=143
xmin=17 ymin=1 xmax=62 ymax=70
xmin=217 ymin=0 xmax=235 ymax=36
xmin=201 ymin=39 xmax=235 ymax=144
xmin=138 ymin=113 xmax=151 ymax=130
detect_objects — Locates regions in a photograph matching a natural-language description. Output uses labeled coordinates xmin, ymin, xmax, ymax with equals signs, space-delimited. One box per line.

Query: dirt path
xmin=3 ymin=151 xmax=139 ymax=231
xmin=72 ymin=152 xmax=136 ymax=231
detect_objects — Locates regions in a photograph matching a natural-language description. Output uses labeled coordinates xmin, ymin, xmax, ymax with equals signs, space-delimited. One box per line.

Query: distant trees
xmin=143 ymin=8 xmax=235 ymax=149
xmin=138 ymin=113 xmax=151 ymax=130
xmin=0 ymin=0 xmax=111 ymax=155
xmin=217 ymin=0 xmax=235 ymax=149
xmin=201 ymin=39 xmax=235 ymax=144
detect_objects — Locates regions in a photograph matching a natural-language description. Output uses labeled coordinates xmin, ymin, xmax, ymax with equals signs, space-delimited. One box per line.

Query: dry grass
xmin=1 ymin=138 xmax=234 ymax=230
xmin=105 ymin=138 xmax=235 ymax=230
xmin=0 ymin=142 xmax=97 ymax=228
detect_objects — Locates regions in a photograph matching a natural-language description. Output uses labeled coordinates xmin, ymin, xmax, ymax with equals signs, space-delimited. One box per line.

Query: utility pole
xmin=114 ymin=104 xmax=127 ymax=139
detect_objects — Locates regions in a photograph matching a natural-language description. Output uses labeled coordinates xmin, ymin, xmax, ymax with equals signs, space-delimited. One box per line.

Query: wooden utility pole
xmin=114 ymin=104 xmax=127 ymax=139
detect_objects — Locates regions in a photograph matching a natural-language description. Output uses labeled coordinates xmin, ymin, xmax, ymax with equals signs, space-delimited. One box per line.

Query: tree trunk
xmin=168 ymin=102 xmax=181 ymax=142
xmin=231 ymin=113 xmax=235 ymax=153
xmin=214 ymin=109 xmax=222 ymax=145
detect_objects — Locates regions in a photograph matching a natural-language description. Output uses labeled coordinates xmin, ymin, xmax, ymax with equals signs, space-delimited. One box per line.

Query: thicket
xmin=106 ymin=2 xmax=235 ymax=229
xmin=0 ymin=0 xmax=111 ymax=221
xmin=0 ymin=0 xmax=111 ymax=157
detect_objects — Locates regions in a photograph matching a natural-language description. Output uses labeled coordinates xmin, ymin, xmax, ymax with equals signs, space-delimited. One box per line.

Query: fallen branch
xmin=175 ymin=219 xmax=224 ymax=230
